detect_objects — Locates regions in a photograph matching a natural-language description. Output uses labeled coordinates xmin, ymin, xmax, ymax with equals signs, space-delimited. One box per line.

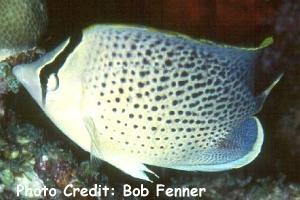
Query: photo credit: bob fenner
xmin=16 ymin=183 xmax=206 ymax=198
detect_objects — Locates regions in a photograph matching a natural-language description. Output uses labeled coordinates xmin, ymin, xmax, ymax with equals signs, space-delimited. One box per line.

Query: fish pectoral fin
xmin=83 ymin=116 xmax=107 ymax=171
xmin=82 ymin=116 xmax=105 ymax=160
xmin=173 ymin=117 xmax=264 ymax=172
xmin=82 ymin=116 xmax=158 ymax=181
xmin=90 ymin=142 xmax=104 ymax=168
xmin=105 ymin=157 xmax=159 ymax=182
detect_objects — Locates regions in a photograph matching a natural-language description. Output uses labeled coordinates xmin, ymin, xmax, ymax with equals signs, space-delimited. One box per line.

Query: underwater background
xmin=0 ymin=0 xmax=299 ymax=199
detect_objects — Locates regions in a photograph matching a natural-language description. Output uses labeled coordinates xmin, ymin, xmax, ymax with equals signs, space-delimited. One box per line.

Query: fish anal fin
xmin=105 ymin=156 xmax=158 ymax=182
xmin=171 ymin=117 xmax=264 ymax=172
xmin=82 ymin=116 xmax=157 ymax=181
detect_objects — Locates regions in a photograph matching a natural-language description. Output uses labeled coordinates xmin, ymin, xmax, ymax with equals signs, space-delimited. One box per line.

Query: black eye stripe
xmin=40 ymin=31 xmax=83 ymax=105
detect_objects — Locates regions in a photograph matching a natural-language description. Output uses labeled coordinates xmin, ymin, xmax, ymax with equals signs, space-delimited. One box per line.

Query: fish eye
xmin=47 ymin=73 xmax=59 ymax=91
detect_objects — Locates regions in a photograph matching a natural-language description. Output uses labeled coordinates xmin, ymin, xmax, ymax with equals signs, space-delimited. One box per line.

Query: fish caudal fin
xmin=172 ymin=117 xmax=264 ymax=172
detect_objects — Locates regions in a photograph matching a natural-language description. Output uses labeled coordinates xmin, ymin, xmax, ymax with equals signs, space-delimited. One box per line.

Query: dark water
xmin=45 ymin=0 xmax=276 ymax=47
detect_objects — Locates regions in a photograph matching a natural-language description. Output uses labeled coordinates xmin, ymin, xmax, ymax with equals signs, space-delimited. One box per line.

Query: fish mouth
xmin=13 ymin=64 xmax=43 ymax=107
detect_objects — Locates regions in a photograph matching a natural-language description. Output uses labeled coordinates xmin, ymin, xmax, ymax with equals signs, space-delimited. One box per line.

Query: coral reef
xmin=0 ymin=0 xmax=47 ymax=61
xmin=0 ymin=122 xmax=107 ymax=199
xmin=0 ymin=49 xmax=43 ymax=120
xmin=0 ymin=63 xmax=19 ymax=120
xmin=0 ymin=123 xmax=45 ymax=199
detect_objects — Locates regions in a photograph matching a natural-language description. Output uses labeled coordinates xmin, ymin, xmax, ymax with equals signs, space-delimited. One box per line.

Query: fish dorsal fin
xmin=257 ymin=37 xmax=274 ymax=50
xmin=255 ymin=73 xmax=283 ymax=113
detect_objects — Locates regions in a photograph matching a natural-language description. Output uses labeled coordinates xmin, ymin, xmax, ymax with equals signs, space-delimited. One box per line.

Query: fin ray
xmin=83 ymin=116 xmax=105 ymax=160
xmin=105 ymin=156 xmax=158 ymax=182
xmin=255 ymin=73 xmax=283 ymax=112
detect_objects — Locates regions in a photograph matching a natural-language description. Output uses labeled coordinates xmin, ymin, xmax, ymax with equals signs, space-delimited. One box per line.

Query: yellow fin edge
xmin=83 ymin=24 xmax=273 ymax=51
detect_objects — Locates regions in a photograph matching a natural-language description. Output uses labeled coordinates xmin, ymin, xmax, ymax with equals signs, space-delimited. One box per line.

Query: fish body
xmin=0 ymin=0 xmax=47 ymax=61
xmin=13 ymin=25 xmax=281 ymax=181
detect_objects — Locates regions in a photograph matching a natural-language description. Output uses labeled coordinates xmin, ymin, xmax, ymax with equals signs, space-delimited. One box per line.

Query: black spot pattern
xmin=81 ymin=26 xmax=259 ymax=166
